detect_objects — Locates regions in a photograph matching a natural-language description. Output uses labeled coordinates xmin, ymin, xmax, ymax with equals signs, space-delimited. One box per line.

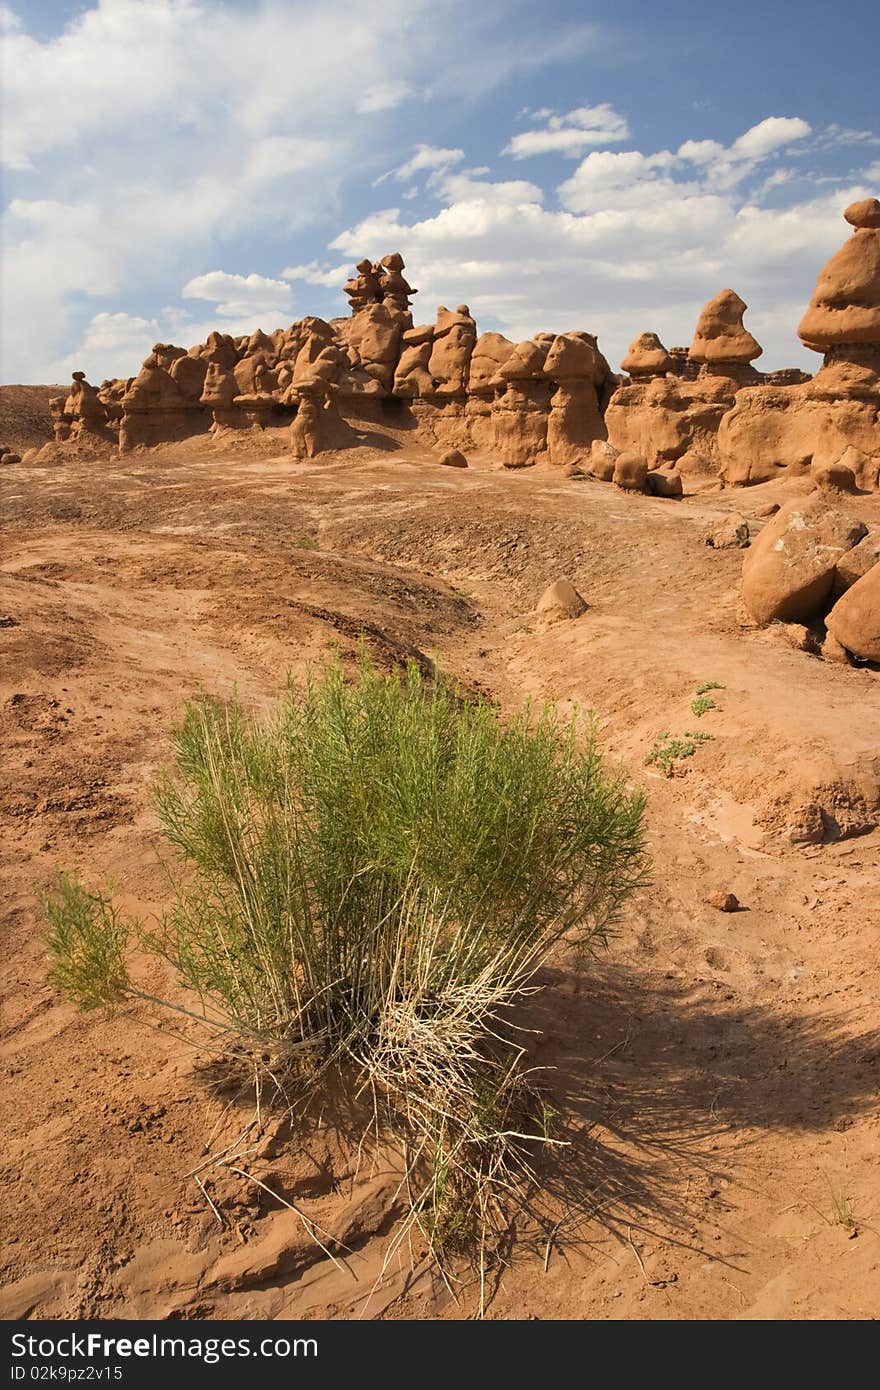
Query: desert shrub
xmin=44 ymin=655 xmax=648 ymax=1263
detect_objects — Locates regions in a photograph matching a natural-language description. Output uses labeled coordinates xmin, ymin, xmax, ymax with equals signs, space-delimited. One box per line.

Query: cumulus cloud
xmin=50 ymin=311 xmax=159 ymax=382
xmin=182 ymin=271 xmax=293 ymax=318
xmin=503 ymin=103 xmax=630 ymax=159
xmin=2 ymin=0 xmax=595 ymax=380
xmin=328 ymin=119 xmax=876 ymax=372
xmin=730 ymin=116 xmax=811 ymax=160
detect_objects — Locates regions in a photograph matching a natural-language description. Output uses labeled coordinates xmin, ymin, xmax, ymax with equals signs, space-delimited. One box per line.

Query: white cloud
xmin=731 ymin=116 xmax=811 ymax=161
xmin=328 ymin=118 xmax=876 ymax=373
xmin=182 ymin=271 xmax=294 ymax=319
xmin=377 ymin=145 xmax=466 ymax=186
xmin=357 ymin=81 xmax=414 ymax=114
xmin=504 ymin=102 xmax=630 ymax=159
xmin=3 ymin=0 xmax=594 ymax=380
xmin=281 ymin=261 xmax=350 ymax=289
xmin=52 ymin=311 xmax=159 ymax=382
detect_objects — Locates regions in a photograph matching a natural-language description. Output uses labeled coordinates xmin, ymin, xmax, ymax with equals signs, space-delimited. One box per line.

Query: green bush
xmin=44 ymin=655 xmax=648 ymax=1259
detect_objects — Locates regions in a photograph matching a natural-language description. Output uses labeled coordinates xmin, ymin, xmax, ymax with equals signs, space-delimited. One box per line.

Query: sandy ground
xmin=1 ymin=420 xmax=879 ymax=1321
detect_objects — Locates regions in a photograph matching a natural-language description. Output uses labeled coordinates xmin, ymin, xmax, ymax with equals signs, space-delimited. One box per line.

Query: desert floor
xmin=1 ymin=404 xmax=879 ymax=1320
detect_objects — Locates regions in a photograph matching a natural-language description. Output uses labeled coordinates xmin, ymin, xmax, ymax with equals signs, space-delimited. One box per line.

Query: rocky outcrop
xmin=720 ymin=200 xmax=880 ymax=490
xmin=41 ymin=205 xmax=880 ymax=482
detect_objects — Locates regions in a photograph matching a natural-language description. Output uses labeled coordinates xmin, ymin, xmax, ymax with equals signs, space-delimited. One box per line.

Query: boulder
xmin=438 ymin=449 xmax=468 ymax=469
xmin=645 ymin=468 xmax=683 ymax=498
xmin=825 ymin=562 xmax=880 ymax=660
xmin=811 ymin=459 xmax=857 ymax=493
xmin=834 ymin=531 xmax=880 ymax=593
xmin=706 ymin=515 xmax=750 ymax=549
xmin=613 ymin=452 xmax=648 ymax=491
xmin=741 ymin=497 xmax=867 ymax=624
xmin=589 ymin=439 xmax=618 ymax=481
xmin=821 ymin=631 xmax=853 ymax=665
xmin=706 ymin=890 xmax=740 ymax=912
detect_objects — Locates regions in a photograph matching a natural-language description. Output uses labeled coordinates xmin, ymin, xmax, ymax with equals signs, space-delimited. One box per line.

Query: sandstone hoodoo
xmin=22 ymin=197 xmax=880 ymax=496
xmin=719 ymin=199 xmax=880 ymax=490
xmin=689 ymin=289 xmax=762 ymax=383
xmin=620 ymin=332 xmax=674 ymax=380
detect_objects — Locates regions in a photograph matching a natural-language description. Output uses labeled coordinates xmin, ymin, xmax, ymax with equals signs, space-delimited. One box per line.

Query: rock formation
xmin=543 ymin=333 xmax=608 ymax=468
xmin=720 ymin=199 xmax=880 ymax=490
xmin=605 ymin=291 xmax=764 ymax=478
xmin=689 ymin=289 xmax=762 ymax=384
xmin=37 ymin=201 xmax=879 ymax=488
xmin=620 ymin=332 xmax=673 ymax=379
xmin=491 ymin=339 xmax=552 ymax=468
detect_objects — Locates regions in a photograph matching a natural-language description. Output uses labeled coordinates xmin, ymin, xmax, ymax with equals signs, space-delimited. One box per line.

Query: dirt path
xmin=1 ymin=438 xmax=878 ymax=1320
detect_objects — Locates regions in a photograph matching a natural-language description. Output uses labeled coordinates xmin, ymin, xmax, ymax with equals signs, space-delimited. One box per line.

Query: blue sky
xmin=2 ymin=0 xmax=879 ymax=382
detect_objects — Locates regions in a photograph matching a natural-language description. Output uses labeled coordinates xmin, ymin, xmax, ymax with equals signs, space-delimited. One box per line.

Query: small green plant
xmin=690 ymin=695 xmax=719 ymax=718
xmin=295 ymin=535 xmax=319 ymax=550
xmin=44 ymin=655 xmax=649 ymax=1276
xmin=645 ymin=730 xmax=714 ymax=776
xmin=824 ymin=1177 xmax=857 ymax=1232
xmin=695 ymin=681 xmax=725 ymax=696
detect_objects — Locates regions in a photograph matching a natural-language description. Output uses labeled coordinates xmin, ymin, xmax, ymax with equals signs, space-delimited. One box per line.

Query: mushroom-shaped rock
xmin=378 ymin=252 xmax=417 ymax=312
xmin=438 ymin=449 xmax=468 ymax=469
xmin=344 ymin=258 xmax=384 ymax=313
xmin=64 ymin=371 xmax=107 ymax=424
xmin=536 ymin=578 xmax=588 ymax=624
xmin=621 ymin=332 xmax=673 ymax=378
xmin=690 ymin=289 xmax=762 ymax=365
xmin=741 ymin=497 xmax=867 ymax=624
xmin=798 ymin=198 xmax=880 ymax=351
xmin=543 ymin=333 xmax=607 ymax=465
xmin=826 ymin=561 xmax=880 ymax=660
xmin=845 ymin=198 xmax=880 ymax=230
